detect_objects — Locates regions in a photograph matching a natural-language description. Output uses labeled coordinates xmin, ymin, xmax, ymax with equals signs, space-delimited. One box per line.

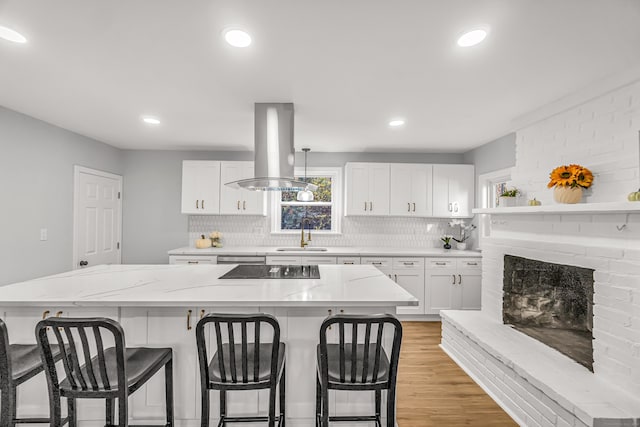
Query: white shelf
xmin=472 ymin=201 xmax=640 ymax=215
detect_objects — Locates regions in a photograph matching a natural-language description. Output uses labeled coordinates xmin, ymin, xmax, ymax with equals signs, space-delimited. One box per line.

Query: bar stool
xmin=35 ymin=317 xmax=174 ymax=427
xmin=1 ymin=318 xmax=68 ymax=426
xmin=316 ymin=314 xmax=403 ymax=427
xmin=196 ymin=313 xmax=286 ymax=427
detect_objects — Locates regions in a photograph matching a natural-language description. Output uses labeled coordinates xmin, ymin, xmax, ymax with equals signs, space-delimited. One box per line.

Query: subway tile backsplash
xmin=188 ymin=215 xmax=454 ymax=248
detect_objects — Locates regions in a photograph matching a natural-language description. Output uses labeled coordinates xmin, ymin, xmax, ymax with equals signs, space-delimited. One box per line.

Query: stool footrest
xmin=219 ymin=415 xmax=282 ymax=424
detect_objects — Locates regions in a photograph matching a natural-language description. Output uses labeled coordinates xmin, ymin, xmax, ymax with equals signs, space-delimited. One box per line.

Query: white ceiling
xmin=0 ymin=0 xmax=639 ymax=153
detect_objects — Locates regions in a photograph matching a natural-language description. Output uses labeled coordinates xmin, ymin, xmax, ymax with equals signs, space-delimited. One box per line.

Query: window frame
xmin=270 ymin=167 xmax=343 ymax=235
xmin=477 ymin=167 xmax=513 ymax=248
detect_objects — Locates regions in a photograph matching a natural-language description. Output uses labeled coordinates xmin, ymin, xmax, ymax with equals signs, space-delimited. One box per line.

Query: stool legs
xmin=386 ymin=386 xmax=396 ymax=427
xmin=219 ymin=390 xmax=226 ymax=426
xmin=118 ymin=392 xmax=128 ymax=426
xmin=106 ymin=398 xmax=115 ymax=425
xmin=200 ymin=389 xmax=210 ymax=427
xmin=165 ymin=359 xmax=174 ymax=426
xmin=278 ymin=366 xmax=286 ymax=427
xmin=0 ymin=382 xmax=16 ymax=427
xmin=67 ymin=398 xmax=76 ymax=427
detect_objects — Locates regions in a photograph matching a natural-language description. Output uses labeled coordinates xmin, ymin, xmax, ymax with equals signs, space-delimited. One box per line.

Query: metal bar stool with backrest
xmin=1 ymin=318 xmax=69 ymax=426
xmin=35 ymin=317 xmax=174 ymax=427
xmin=196 ymin=313 xmax=286 ymax=427
xmin=316 ymin=313 xmax=403 ymax=427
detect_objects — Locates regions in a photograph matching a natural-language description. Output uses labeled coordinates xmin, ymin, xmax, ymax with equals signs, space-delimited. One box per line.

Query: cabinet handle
xmin=42 ymin=310 xmax=50 ymax=320
xmin=369 ymin=201 xmax=373 ymax=211
xmin=412 ymin=202 xmax=416 ymax=212
xmin=458 ymin=274 xmax=462 ymax=284
xmin=202 ymin=200 xmax=205 ymax=209
xmin=196 ymin=200 xmax=199 ymax=209
xmin=408 ymin=202 xmax=411 ymax=212
xmin=452 ymin=275 xmax=456 ymax=284
xmin=243 ymin=201 xmax=246 ymax=210
xmin=188 ymin=261 xmax=199 ymax=264
xmin=388 ymin=274 xmax=392 ymax=279
xmin=372 ymin=262 xmax=382 ymax=265
xmin=454 ymin=203 xmax=459 ymax=213
xmin=394 ymin=274 xmax=398 ymax=282
xmin=448 ymin=203 xmax=453 ymax=212
xmin=403 ymin=262 xmax=414 ymax=266
xmin=237 ymin=200 xmax=241 ymax=210
xmin=364 ymin=202 xmax=367 ymax=211
xmin=436 ymin=262 xmax=446 ymax=266
xmin=187 ymin=309 xmax=193 ymax=330
xmin=340 ymin=309 xmax=344 ymax=313
xmin=200 ymin=309 xmax=206 ymax=319
xmin=467 ymin=262 xmax=478 ymax=266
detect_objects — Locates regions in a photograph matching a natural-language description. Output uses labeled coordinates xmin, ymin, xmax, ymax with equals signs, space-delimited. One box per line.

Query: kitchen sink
xmin=276 ymin=247 xmax=328 ymax=252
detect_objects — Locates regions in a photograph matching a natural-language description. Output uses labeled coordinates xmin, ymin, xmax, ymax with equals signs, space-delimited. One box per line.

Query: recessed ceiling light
xmin=0 ymin=25 xmax=27 ymax=44
xmin=389 ymin=119 xmax=405 ymax=127
xmin=223 ymin=28 xmax=252 ymax=48
xmin=142 ymin=116 xmax=161 ymax=125
xmin=457 ymin=28 xmax=488 ymax=47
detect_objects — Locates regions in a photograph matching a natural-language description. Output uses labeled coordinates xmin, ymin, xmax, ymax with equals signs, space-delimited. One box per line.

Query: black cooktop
xmin=219 ymin=265 xmax=320 ymax=280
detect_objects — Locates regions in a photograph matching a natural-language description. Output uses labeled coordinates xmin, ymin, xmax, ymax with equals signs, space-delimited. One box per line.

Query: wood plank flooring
xmin=396 ymin=321 xmax=517 ymax=427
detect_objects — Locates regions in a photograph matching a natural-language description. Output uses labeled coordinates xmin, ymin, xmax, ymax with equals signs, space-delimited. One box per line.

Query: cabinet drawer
xmin=170 ymin=255 xmax=217 ymax=265
xmin=266 ymin=256 xmax=300 ymax=265
xmin=457 ymin=259 xmax=482 ymax=272
xmin=300 ymin=256 xmax=337 ymax=265
xmin=392 ymin=258 xmax=424 ymax=269
xmin=361 ymin=257 xmax=392 ymax=268
xmin=337 ymin=257 xmax=361 ymax=265
xmin=426 ymin=259 xmax=456 ymax=270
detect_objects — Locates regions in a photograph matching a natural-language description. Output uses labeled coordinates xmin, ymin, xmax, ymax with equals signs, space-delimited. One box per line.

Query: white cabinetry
xmin=337 ymin=257 xmax=361 ymax=265
xmin=389 ymin=164 xmax=432 ymax=217
xmin=426 ymin=258 xmax=481 ymax=314
xmin=169 ymin=255 xmax=217 ymax=265
xmin=432 ymin=164 xmax=474 ymax=217
xmin=266 ymin=255 xmax=337 ymax=265
xmin=391 ymin=258 xmax=425 ymax=315
xmin=345 ymin=163 xmax=390 ymax=216
xmin=181 ymin=161 xmax=221 ymax=214
xmin=361 ymin=257 xmax=392 ymax=278
xmin=219 ymin=161 xmax=265 ymax=215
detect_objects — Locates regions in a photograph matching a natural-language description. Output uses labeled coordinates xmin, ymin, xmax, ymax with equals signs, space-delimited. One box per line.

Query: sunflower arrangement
xmin=547 ymin=164 xmax=593 ymax=189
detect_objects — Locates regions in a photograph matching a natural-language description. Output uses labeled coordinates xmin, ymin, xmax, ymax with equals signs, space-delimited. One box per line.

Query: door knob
xmin=79 ymin=260 xmax=88 ymax=267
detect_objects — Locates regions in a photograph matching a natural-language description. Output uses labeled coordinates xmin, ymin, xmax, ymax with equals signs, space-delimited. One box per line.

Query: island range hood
xmin=225 ymin=103 xmax=317 ymax=192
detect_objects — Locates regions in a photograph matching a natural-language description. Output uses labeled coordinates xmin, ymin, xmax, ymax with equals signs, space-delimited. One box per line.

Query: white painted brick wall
xmin=511 ymin=80 xmax=640 ymax=204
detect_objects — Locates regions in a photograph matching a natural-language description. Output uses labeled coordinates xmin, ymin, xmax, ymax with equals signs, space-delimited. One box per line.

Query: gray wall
xmin=121 ymin=150 xmax=467 ymax=264
xmin=463 ymin=132 xmax=516 ymax=179
xmin=0 ymin=107 xmax=124 ymax=285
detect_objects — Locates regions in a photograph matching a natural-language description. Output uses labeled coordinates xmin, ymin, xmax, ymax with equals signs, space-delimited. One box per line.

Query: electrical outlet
xmin=40 ymin=228 xmax=48 ymax=241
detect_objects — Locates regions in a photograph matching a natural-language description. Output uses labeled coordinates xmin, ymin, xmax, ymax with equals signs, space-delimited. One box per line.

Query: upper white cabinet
xmin=181 ymin=161 xmax=221 ymax=214
xmin=389 ymin=164 xmax=433 ymax=217
xmin=432 ymin=164 xmax=474 ymax=217
xmin=219 ymin=161 xmax=265 ymax=215
xmin=344 ymin=163 xmax=390 ymax=216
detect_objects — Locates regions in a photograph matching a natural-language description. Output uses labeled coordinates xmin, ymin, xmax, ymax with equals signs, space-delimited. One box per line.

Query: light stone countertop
xmin=168 ymin=246 xmax=482 ymax=257
xmin=0 ymin=264 xmax=418 ymax=308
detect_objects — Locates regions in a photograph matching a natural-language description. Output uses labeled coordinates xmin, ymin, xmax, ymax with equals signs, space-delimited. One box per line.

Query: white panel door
xmin=459 ymin=273 xmax=482 ymax=310
xmin=345 ymin=163 xmax=370 ymax=215
xmin=181 ymin=161 xmax=221 ymax=214
xmin=73 ymin=167 xmax=122 ymax=270
xmin=448 ymin=165 xmax=474 ymax=217
xmin=427 ymin=273 xmax=457 ymax=314
xmin=413 ymin=164 xmax=432 ymax=216
xmin=220 ymin=162 xmax=246 ymax=214
xmin=432 ymin=165 xmax=452 ymax=217
xmin=240 ymin=162 xmax=265 ymax=215
xmin=368 ymin=163 xmax=390 ymax=215
xmin=389 ymin=165 xmax=414 ymax=216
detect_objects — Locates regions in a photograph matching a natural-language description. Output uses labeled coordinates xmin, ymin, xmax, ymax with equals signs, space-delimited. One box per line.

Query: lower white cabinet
xmin=361 ymin=257 xmax=393 ymax=278
xmin=169 ymin=255 xmax=217 ymax=265
xmin=426 ymin=258 xmax=481 ymax=314
xmin=337 ymin=256 xmax=361 ymax=265
xmin=391 ymin=258 xmax=425 ymax=315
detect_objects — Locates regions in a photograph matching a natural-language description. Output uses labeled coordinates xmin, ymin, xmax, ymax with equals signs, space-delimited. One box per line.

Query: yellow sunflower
xmin=570 ymin=164 xmax=593 ymax=188
xmin=547 ymin=165 xmax=574 ymax=188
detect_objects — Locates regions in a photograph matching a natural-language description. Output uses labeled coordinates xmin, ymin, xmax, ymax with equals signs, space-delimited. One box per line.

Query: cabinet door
xmin=181 ymin=161 xmax=221 ymax=214
xmin=389 ymin=165 xmax=414 ymax=216
xmin=120 ymin=307 xmax=199 ymax=421
xmin=393 ymin=259 xmax=425 ymax=315
xmin=337 ymin=257 xmax=361 ymax=265
xmin=345 ymin=163 xmax=371 ymax=216
xmin=427 ymin=272 xmax=457 ymax=314
xmin=299 ymin=256 xmax=337 ymax=264
xmin=448 ymin=165 xmax=474 ymax=217
xmin=368 ymin=163 xmax=390 ymax=215
xmin=432 ymin=164 xmax=452 ymax=217
xmin=266 ymin=255 xmax=301 ymax=265
xmin=459 ymin=273 xmax=482 ymax=310
xmin=219 ymin=162 xmax=247 ymax=214
xmin=361 ymin=257 xmax=393 ymax=278
xmin=413 ymin=164 xmax=432 ymax=217
xmin=240 ymin=162 xmax=265 ymax=215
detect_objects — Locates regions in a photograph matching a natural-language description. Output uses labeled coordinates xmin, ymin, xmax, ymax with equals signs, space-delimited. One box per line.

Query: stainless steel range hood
xmin=225 ymin=103 xmax=317 ymax=192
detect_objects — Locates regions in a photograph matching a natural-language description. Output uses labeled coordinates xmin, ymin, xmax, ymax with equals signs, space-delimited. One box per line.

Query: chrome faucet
xmin=300 ymin=218 xmax=312 ymax=248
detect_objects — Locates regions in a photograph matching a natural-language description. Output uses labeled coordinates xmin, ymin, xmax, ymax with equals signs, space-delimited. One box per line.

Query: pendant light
xmin=296 ymin=148 xmax=314 ymax=201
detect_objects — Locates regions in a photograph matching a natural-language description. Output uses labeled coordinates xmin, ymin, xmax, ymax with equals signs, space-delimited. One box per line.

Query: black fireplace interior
xmin=503 ymin=255 xmax=594 ymax=371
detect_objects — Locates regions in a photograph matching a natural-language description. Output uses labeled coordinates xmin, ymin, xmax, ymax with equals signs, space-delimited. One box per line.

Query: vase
xmin=456 ymin=242 xmax=467 ymax=250
xmin=443 ymin=243 xmax=451 ymax=250
xmin=553 ymin=186 xmax=583 ymax=204
xmin=499 ymin=196 xmax=518 ymax=207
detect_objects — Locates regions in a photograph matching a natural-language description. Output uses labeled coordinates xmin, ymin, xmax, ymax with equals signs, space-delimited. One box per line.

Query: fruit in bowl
xmin=628 ymin=189 xmax=640 ymax=202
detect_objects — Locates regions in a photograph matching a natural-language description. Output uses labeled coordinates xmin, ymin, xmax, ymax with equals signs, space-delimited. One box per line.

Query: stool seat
xmin=209 ymin=343 xmax=285 ymax=385
xmin=9 ymin=343 xmax=64 ymax=384
xmin=317 ymin=343 xmax=390 ymax=385
xmin=60 ymin=347 xmax=172 ymax=395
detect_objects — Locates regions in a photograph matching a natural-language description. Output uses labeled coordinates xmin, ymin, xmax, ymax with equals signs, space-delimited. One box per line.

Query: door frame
xmin=72 ymin=165 xmax=123 ymax=270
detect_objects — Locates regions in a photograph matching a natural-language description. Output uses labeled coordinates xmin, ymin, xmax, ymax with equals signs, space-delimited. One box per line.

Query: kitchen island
xmin=0 ymin=264 xmax=416 ymax=426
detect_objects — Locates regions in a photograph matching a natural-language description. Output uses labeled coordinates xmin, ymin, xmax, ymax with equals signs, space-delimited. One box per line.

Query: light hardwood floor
xmin=396 ymin=322 xmax=517 ymax=427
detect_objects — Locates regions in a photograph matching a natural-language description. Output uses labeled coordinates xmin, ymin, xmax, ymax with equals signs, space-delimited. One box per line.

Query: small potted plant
xmin=499 ymin=188 xmax=520 ymax=207
xmin=547 ymin=164 xmax=593 ymax=204
xmin=440 ymin=236 xmax=452 ymax=250
xmin=209 ymin=231 xmax=223 ymax=248
xmin=449 ymin=220 xmax=477 ymax=250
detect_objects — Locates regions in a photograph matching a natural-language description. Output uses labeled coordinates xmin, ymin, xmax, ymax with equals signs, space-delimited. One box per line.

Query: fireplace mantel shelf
xmin=472 ymin=201 xmax=640 ymax=215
